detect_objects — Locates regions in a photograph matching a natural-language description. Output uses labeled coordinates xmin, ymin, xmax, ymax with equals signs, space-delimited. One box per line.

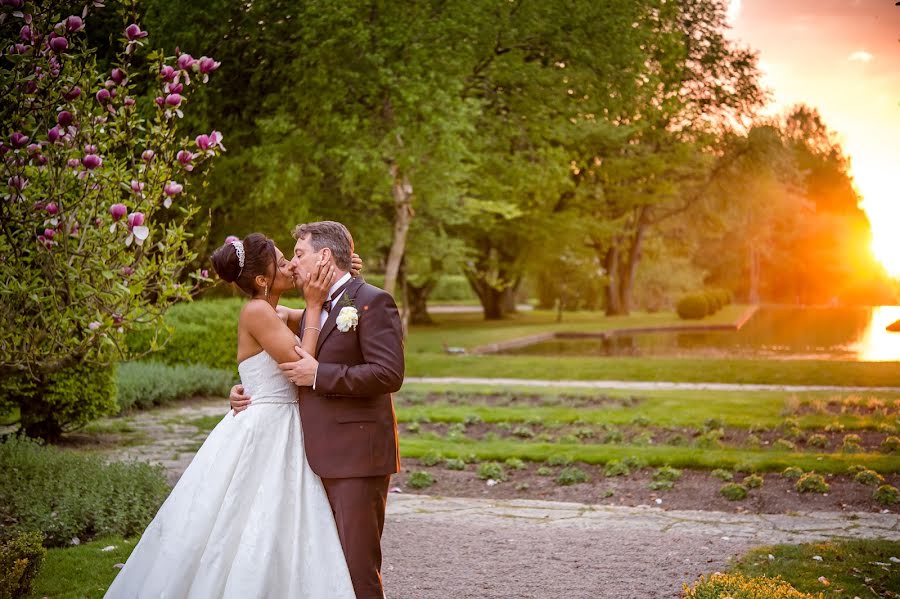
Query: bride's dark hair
xmin=210 ymin=233 xmax=277 ymax=296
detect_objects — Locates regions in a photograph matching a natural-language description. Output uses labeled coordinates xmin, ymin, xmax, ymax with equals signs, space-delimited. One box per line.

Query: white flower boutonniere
xmin=336 ymin=306 xmax=359 ymax=332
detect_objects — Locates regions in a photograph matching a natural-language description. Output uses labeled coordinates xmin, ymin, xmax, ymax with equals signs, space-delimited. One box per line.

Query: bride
xmin=105 ymin=233 xmax=357 ymax=598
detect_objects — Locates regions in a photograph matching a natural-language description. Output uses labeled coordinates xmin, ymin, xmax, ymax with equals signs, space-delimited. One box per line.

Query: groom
xmin=230 ymin=221 xmax=403 ymax=599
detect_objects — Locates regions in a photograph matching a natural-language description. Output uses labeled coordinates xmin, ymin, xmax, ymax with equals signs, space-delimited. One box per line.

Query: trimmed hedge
xmin=676 ymin=288 xmax=733 ymax=320
xmin=116 ymin=362 xmax=237 ymax=412
xmin=0 ymin=437 xmax=169 ymax=547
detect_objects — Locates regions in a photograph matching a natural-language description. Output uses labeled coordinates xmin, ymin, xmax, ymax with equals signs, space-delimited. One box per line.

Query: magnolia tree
xmin=0 ymin=0 xmax=223 ymax=438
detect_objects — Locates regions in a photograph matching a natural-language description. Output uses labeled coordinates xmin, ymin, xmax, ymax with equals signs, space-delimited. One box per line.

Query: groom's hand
xmin=229 ymin=384 xmax=252 ymax=414
xmin=278 ymin=346 xmax=319 ymax=387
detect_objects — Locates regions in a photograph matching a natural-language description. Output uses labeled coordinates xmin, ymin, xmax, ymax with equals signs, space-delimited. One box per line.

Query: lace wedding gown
xmin=105 ymin=348 xmax=355 ymax=598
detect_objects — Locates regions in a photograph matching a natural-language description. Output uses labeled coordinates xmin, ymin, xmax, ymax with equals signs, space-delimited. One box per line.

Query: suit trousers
xmin=321 ymin=475 xmax=391 ymax=599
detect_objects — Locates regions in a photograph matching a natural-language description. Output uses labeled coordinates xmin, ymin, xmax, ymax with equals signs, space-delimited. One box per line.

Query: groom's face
xmin=290 ymin=235 xmax=326 ymax=282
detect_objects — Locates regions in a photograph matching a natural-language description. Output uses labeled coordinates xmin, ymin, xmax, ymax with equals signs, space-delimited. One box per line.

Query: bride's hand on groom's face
xmin=299 ymin=260 xmax=335 ymax=306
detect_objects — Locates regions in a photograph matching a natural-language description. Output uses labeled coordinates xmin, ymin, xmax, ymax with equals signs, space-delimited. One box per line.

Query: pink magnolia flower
xmin=9 ymin=132 xmax=29 ymax=148
xmin=111 ymin=68 xmax=126 ymax=85
xmin=43 ymin=228 xmax=55 ymax=238
xmin=154 ymin=96 xmax=164 ymax=106
xmin=19 ymin=25 xmax=31 ymax=41
xmin=225 ymin=235 xmax=239 ymax=244
xmin=26 ymin=143 xmax=40 ymax=155
xmin=88 ymin=321 xmax=101 ymax=330
xmin=130 ymin=179 xmax=144 ymax=194
xmin=127 ymin=212 xmax=145 ymax=229
xmin=165 ymin=93 xmax=183 ymax=107
xmin=198 ymin=56 xmax=220 ymax=74
xmin=49 ymin=35 xmax=68 ymax=53
xmin=45 ymin=202 xmax=59 ymax=215
xmin=64 ymin=16 xmax=84 ymax=32
xmin=120 ymin=266 xmax=134 ymax=277
xmin=165 ymin=82 xmax=183 ymax=95
xmin=164 ymin=181 xmax=183 ymax=196
xmin=7 ymin=175 xmax=27 ymax=191
xmin=67 ymin=158 xmax=80 ymax=168
xmin=57 ymin=110 xmax=73 ymax=126
xmin=141 ymin=149 xmax=155 ymax=162
xmin=209 ymin=131 xmax=224 ymax=148
xmin=84 ymin=144 xmax=98 ymax=154
xmin=63 ymin=86 xmax=81 ymax=101
xmin=95 ymin=88 xmax=111 ymax=103
xmin=195 ymin=134 xmax=210 ymax=151
xmin=82 ymin=153 xmax=102 ymax=169
xmin=124 ymin=24 xmax=148 ymax=41
xmin=159 ymin=65 xmax=176 ymax=81
xmin=201 ymin=269 xmax=209 ymax=278
xmin=110 ymin=203 xmax=127 ymax=221
xmin=176 ymin=150 xmax=194 ymax=170
xmin=123 ymin=97 xmax=135 ymax=107
xmin=35 ymin=154 xmax=48 ymax=166
xmin=177 ymin=53 xmax=195 ymax=70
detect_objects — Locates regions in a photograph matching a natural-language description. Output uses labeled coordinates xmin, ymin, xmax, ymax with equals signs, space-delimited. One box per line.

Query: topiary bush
xmin=795 ymin=473 xmax=829 ymax=494
xmin=682 ymin=572 xmax=823 ymax=598
xmin=406 ymin=471 xmax=436 ymax=489
xmin=477 ymin=462 xmax=506 ymax=481
xmin=676 ymin=293 xmax=709 ymax=319
xmin=556 ymin=466 xmax=589 ymax=486
xmin=0 ymin=437 xmax=169 ymax=547
xmin=880 ymin=435 xmax=900 ymax=454
xmin=603 ymin=460 xmax=630 ymax=477
xmin=443 ymin=458 xmax=466 ymax=471
xmin=720 ymin=483 xmax=748 ymax=501
xmin=0 ymin=531 xmax=46 ymax=599
xmin=419 ymin=450 xmax=442 ymax=467
xmin=711 ymin=468 xmax=734 ymax=482
xmin=873 ymin=484 xmax=899 ymax=506
xmin=743 ymin=474 xmax=764 ymax=489
xmin=504 ymin=458 xmax=526 ymax=470
xmin=781 ymin=466 xmax=803 ymax=479
xmin=853 ymin=469 xmax=884 ymax=486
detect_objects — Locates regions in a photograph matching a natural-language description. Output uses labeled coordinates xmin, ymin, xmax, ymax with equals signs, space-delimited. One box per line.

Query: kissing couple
xmin=106 ymin=221 xmax=404 ymax=598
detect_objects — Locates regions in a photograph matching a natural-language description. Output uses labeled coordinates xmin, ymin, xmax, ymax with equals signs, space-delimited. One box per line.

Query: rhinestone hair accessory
xmin=230 ymin=239 xmax=245 ymax=276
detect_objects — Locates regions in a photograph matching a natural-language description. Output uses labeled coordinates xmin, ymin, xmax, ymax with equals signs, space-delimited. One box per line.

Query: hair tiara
xmin=231 ymin=239 xmax=245 ymax=276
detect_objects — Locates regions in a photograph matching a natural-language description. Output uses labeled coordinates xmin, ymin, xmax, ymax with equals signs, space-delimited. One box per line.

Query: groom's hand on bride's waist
xmin=278 ymin=346 xmax=319 ymax=387
xmin=229 ymin=384 xmax=252 ymax=414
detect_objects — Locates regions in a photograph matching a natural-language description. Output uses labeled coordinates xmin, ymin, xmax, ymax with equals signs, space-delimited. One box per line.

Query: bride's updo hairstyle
xmin=210 ymin=233 xmax=277 ymax=296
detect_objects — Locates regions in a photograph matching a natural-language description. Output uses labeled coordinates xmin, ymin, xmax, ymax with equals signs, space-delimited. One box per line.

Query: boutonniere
xmin=335 ymin=295 xmax=359 ymax=332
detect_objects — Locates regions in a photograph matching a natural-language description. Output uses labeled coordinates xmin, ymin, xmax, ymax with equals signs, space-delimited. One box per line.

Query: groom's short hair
xmin=292 ymin=221 xmax=353 ymax=271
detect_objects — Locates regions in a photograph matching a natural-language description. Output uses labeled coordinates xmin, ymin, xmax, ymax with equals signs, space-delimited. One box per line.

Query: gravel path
xmin=382 ymin=495 xmax=900 ymax=599
xmin=405 ymin=376 xmax=900 ymax=393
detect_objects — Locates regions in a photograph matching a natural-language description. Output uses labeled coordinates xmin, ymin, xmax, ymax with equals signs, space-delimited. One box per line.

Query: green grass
xmin=28 ymin=536 xmax=134 ymax=598
xmin=186 ymin=414 xmax=226 ymax=434
xmin=399 ymin=437 xmax=900 ymax=474
xmin=732 ymin=539 xmax=900 ymax=598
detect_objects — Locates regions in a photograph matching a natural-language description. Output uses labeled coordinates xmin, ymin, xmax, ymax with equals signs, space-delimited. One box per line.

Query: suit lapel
xmin=298 ymin=308 xmax=307 ymax=340
xmin=316 ymin=277 xmax=365 ymax=353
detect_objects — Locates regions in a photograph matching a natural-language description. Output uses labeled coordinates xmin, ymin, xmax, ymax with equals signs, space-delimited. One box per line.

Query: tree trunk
xmin=464 ymin=269 xmax=506 ymax=320
xmin=617 ymin=212 xmax=648 ymax=315
xmin=604 ymin=243 xmax=623 ymax=316
xmin=502 ymin=275 xmax=521 ymax=314
xmin=748 ymin=245 xmax=760 ymax=303
xmin=407 ymin=278 xmax=437 ymax=325
xmin=383 ymin=163 xmax=414 ymax=297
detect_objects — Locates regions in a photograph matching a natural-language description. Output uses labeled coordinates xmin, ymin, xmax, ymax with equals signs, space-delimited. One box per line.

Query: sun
xmin=853 ymin=157 xmax=900 ymax=278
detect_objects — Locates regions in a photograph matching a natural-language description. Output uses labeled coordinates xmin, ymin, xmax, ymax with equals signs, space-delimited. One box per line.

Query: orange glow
xmin=854 ymin=306 xmax=900 ymax=361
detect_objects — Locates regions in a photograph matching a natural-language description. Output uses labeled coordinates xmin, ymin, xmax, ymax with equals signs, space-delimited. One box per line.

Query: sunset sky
xmin=727 ymin=0 xmax=900 ymax=274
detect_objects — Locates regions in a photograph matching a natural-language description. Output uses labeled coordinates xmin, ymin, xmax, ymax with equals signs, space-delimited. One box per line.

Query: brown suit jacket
xmin=297 ymin=276 xmax=403 ymax=479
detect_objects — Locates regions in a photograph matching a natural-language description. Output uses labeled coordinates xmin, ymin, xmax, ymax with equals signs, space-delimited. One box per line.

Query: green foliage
xmin=406 ymin=471 xmax=436 ymax=490
xmin=682 ymin=573 xmax=822 ymax=598
xmin=512 ymin=426 xmax=535 ymax=439
xmin=504 ymin=458 xmax=526 ymax=470
xmin=0 ymin=437 xmax=169 ymax=547
xmin=720 ymin=483 xmax=748 ymax=501
xmin=546 ymin=454 xmax=573 ymax=467
xmin=711 ymin=468 xmax=734 ymax=482
xmin=805 ymin=434 xmax=827 ymax=448
xmin=852 ymin=469 xmax=884 ymax=486
xmin=772 ymin=439 xmax=796 ymax=451
xmin=880 ymin=435 xmax=899 ymax=454
xmin=676 ymin=294 xmax=711 ymax=320
xmin=3 ymin=362 xmax=117 ymax=440
xmin=0 ymin=532 xmax=46 ymax=599
xmin=794 ymin=473 xmax=829 ymax=494
xmin=536 ymin=466 xmax=553 ymax=476
xmin=873 ymin=484 xmax=899 ymax=506
xmin=443 ymin=458 xmax=466 ymax=471
xmin=743 ymin=474 xmax=764 ymax=489
xmin=603 ymin=460 xmax=630 ymax=477
xmin=781 ymin=467 xmax=804 ymax=479
xmin=419 ymin=450 xmax=443 ymax=467
xmin=555 ymin=467 xmax=589 ymax=486
xmin=476 ymin=462 xmax=506 ymax=482
xmin=0 ymin=1 xmax=224 ymax=438
xmin=116 ymin=361 xmax=236 ymax=411
xmin=653 ymin=466 xmax=683 ymax=482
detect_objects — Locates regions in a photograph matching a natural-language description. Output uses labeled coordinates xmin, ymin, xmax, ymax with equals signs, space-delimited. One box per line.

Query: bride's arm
xmin=294 ymin=261 xmax=334 ymax=358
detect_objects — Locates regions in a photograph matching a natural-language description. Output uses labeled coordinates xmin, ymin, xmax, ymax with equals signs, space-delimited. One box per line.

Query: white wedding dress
xmin=105 ymin=348 xmax=355 ymax=598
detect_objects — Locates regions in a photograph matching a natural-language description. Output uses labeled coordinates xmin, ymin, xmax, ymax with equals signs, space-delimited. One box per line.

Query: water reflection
xmin=502 ymin=306 xmax=900 ymax=362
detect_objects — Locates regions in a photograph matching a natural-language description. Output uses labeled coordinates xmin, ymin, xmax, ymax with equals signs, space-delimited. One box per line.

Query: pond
xmin=500 ymin=306 xmax=900 ymax=362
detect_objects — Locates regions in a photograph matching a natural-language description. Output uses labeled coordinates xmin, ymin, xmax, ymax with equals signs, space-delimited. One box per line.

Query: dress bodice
xmin=237 ymin=351 xmax=298 ymax=405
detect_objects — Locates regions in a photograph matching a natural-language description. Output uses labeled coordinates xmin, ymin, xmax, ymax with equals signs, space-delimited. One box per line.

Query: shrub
xmin=682 ymin=572 xmax=823 ymax=599
xmin=631 ymin=415 xmax=651 ymax=427
xmin=0 ymin=437 xmax=169 ymax=547
xmin=720 ymin=483 xmax=748 ymax=501
xmin=602 ymin=430 xmax=624 ymax=444
xmin=407 ymin=471 xmax=435 ymax=489
xmin=603 ymin=460 xmax=630 ymax=477
xmin=795 ymin=473 xmax=829 ymax=494
xmin=676 ymin=294 xmax=709 ymax=320
xmin=880 ymin=435 xmax=900 ymax=453
xmin=405 ymin=421 xmax=421 ymax=434
xmin=841 ymin=434 xmax=862 ymax=453
xmin=504 ymin=458 xmax=526 ymax=470
xmin=0 ymin=532 xmax=46 ymax=599
xmin=696 ymin=429 xmax=724 ymax=449
xmin=744 ymin=434 xmax=761 ymax=448
xmin=782 ymin=466 xmax=804 ymax=479
xmin=622 ymin=455 xmax=648 ymax=470
xmin=653 ymin=466 xmax=683 ymax=483
xmin=669 ymin=433 xmax=689 ymax=446
xmin=773 ymin=439 xmax=796 ymax=451
xmin=556 ymin=467 xmax=589 ymax=486
xmin=649 ymin=480 xmax=674 ymax=491
xmin=116 ymin=361 xmax=236 ymax=412
xmin=546 ymin=454 xmax=572 ymax=467
xmin=806 ymin=434 xmax=828 ymax=448
xmin=536 ymin=466 xmax=553 ymax=476
xmin=632 ymin=432 xmax=654 ymax=446
xmin=743 ymin=474 xmax=764 ymax=489
xmin=477 ymin=462 xmax=506 ymax=481
xmin=711 ymin=468 xmax=734 ymax=482
xmin=853 ymin=469 xmax=884 ymax=486
xmin=4 ymin=362 xmax=117 ymax=441
xmin=419 ymin=450 xmax=442 ymax=467
xmin=574 ymin=428 xmax=595 ymax=440
xmin=512 ymin=426 xmax=534 ymax=439
xmin=463 ymin=414 xmax=483 ymax=426
xmin=558 ymin=434 xmax=580 ymax=444
xmin=873 ymin=484 xmax=899 ymax=506
xmin=443 ymin=458 xmax=466 ymax=471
